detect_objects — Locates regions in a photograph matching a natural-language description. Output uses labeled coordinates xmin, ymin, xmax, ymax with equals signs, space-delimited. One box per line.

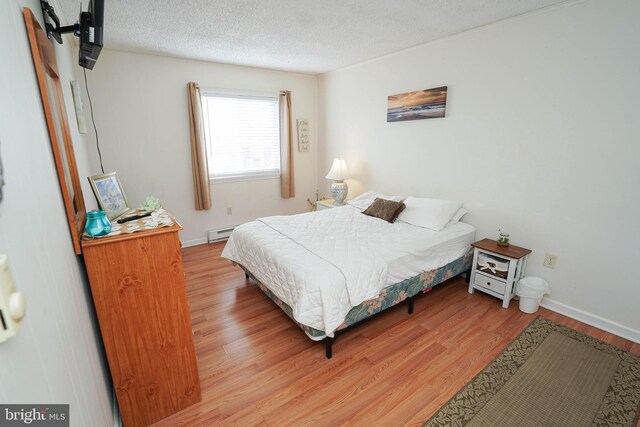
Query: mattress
xmin=222 ymin=205 xmax=475 ymax=336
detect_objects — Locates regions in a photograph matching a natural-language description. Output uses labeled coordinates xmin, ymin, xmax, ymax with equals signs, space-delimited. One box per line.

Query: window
xmin=201 ymin=90 xmax=281 ymax=182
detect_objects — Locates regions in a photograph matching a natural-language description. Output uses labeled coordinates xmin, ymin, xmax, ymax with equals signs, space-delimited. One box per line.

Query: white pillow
xmin=347 ymin=191 xmax=403 ymax=211
xmin=398 ymin=197 xmax=463 ymax=231
xmin=445 ymin=207 xmax=468 ymax=228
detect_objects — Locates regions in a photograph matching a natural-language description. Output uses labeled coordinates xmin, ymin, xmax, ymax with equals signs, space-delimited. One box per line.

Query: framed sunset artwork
xmin=387 ymin=86 xmax=448 ymax=122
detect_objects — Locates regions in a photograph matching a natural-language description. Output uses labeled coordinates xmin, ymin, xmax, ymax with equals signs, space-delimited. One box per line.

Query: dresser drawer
xmin=474 ymin=272 xmax=506 ymax=295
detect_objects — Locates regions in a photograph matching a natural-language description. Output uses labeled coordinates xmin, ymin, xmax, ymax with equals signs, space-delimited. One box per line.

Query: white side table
xmin=316 ymin=199 xmax=339 ymax=210
xmin=468 ymin=238 xmax=531 ymax=309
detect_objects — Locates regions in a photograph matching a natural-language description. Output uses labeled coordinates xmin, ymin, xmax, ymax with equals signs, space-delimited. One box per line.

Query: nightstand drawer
xmin=474 ymin=272 xmax=506 ymax=295
xmin=477 ymin=253 xmax=510 ymax=279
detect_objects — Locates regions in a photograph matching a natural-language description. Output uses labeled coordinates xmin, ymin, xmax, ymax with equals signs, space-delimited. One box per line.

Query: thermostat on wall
xmin=0 ymin=255 xmax=26 ymax=343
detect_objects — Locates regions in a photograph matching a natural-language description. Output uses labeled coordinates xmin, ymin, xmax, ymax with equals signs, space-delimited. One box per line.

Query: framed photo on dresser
xmin=88 ymin=172 xmax=131 ymax=220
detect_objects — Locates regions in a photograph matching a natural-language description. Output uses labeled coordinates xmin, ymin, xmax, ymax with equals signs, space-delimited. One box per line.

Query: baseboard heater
xmin=208 ymin=226 xmax=237 ymax=243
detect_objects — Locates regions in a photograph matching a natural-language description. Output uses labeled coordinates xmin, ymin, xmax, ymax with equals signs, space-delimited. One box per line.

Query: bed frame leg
xmin=465 ymin=268 xmax=471 ymax=283
xmin=408 ymin=297 xmax=415 ymax=315
xmin=324 ymin=337 xmax=335 ymax=359
xmin=245 ymin=272 xmax=249 ymax=279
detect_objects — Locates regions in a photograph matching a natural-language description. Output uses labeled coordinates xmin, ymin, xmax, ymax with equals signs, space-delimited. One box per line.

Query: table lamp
xmin=325 ymin=158 xmax=350 ymax=205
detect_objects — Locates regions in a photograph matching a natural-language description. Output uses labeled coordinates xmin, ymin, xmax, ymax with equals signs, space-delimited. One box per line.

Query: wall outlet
xmin=543 ymin=253 xmax=558 ymax=269
xmin=226 ymin=207 xmax=232 ymax=215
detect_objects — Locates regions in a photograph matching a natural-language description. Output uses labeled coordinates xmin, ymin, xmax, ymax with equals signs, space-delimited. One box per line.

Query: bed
xmin=221 ymin=193 xmax=476 ymax=358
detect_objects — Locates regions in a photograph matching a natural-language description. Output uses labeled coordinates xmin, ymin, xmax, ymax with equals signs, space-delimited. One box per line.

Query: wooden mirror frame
xmin=24 ymin=7 xmax=86 ymax=255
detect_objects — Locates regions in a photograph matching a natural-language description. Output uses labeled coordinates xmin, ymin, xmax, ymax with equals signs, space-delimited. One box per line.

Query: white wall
xmin=318 ymin=0 xmax=640 ymax=336
xmin=0 ymin=1 xmax=112 ymax=425
xmin=83 ymin=49 xmax=318 ymax=244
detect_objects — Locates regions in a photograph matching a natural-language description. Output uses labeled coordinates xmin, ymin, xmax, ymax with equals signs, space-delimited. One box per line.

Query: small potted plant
xmin=498 ymin=229 xmax=510 ymax=247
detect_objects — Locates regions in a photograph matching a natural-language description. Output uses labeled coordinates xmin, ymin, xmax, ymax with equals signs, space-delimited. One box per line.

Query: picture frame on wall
xmin=297 ymin=118 xmax=310 ymax=152
xmin=88 ymin=172 xmax=131 ymax=220
xmin=387 ymin=86 xmax=448 ymax=122
xmin=70 ymin=80 xmax=87 ymax=134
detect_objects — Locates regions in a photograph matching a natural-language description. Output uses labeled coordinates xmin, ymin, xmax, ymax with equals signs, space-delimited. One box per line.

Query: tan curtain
xmin=187 ymin=82 xmax=211 ymax=210
xmin=279 ymin=90 xmax=295 ymax=198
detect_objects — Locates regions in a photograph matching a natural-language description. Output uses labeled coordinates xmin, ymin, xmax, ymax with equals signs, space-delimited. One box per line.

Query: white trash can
xmin=515 ymin=277 xmax=550 ymax=314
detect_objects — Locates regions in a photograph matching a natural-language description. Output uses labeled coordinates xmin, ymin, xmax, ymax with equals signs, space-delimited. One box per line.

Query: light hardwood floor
xmin=154 ymin=242 xmax=640 ymax=426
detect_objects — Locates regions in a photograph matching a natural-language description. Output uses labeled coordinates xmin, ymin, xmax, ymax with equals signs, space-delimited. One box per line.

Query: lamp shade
xmin=325 ymin=158 xmax=350 ymax=181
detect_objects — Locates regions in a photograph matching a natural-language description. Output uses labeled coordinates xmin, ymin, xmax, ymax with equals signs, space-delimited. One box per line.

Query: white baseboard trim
xmin=540 ymin=297 xmax=640 ymax=344
xmin=181 ymin=237 xmax=208 ymax=248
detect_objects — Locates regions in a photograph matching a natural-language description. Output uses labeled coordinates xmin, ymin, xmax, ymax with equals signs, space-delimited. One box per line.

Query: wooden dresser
xmin=82 ymin=221 xmax=201 ymax=427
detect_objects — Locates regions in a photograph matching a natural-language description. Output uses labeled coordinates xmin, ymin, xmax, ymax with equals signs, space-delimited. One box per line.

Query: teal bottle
xmin=85 ymin=210 xmax=112 ymax=236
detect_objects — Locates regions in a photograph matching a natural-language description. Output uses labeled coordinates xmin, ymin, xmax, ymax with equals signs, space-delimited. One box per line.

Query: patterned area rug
xmin=424 ymin=317 xmax=640 ymax=427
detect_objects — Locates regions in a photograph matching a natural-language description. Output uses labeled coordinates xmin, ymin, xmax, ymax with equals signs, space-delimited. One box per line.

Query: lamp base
xmin=330 ymin=181 xmax=348 ymax=205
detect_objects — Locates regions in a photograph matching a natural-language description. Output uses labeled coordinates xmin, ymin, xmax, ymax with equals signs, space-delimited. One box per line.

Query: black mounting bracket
xmin=40 ymin=0 xmax=79 ymax=44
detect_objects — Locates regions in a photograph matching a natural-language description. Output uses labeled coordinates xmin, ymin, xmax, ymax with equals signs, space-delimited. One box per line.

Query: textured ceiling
xmin=56 ymin=0 xmax=568 ymax=74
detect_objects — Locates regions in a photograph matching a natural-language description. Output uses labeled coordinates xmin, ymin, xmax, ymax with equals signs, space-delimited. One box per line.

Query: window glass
xmin=201 ymin=92 xmax=280 ymax=181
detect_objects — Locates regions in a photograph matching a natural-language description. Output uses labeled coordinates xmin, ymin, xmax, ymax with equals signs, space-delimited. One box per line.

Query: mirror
xmin=24 ymin=8 xmax=86 ymax=254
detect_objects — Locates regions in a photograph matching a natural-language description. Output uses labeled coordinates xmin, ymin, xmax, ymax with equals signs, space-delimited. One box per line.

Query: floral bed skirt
xmin=242 ymin=249 xmax=473 ymax=341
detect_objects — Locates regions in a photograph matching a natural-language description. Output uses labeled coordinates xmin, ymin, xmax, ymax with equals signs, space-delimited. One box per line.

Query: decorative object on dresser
xmin=88 ymin=172 xmax=131 ymax=220
xmin=84 ymin=210 xmax=111 ymax=236
xmin=468 ymin=238 xmax=531 ymax=308
xmin=139 ymin=195 xmax=162 ymax=211
xmin=325 ymin=158 xmax=351 ymax=205
xmin=387 ymin=86 xmax=448 ymax=122
xmin=81 ymin=216 xmax=201 ymax=427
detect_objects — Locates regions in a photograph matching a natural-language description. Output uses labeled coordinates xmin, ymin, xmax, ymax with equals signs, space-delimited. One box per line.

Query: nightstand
xmin=316 ymin=199 xmax=339 ymax=210
xmin=468 ymin=238 xmax=531 ymax=308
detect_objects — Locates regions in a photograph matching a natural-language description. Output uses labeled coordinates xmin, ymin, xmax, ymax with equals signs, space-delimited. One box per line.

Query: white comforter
xmin=221 ymin=205 xmax=474 ymax=337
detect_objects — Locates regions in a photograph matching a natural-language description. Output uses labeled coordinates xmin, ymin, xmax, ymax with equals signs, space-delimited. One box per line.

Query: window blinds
xmin=201 ymin=93 xmax=281 ymax=180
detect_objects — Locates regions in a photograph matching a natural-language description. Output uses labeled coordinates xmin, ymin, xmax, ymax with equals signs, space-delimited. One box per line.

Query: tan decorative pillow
xmin=362 ymin=198 xmax=406 ymax=223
